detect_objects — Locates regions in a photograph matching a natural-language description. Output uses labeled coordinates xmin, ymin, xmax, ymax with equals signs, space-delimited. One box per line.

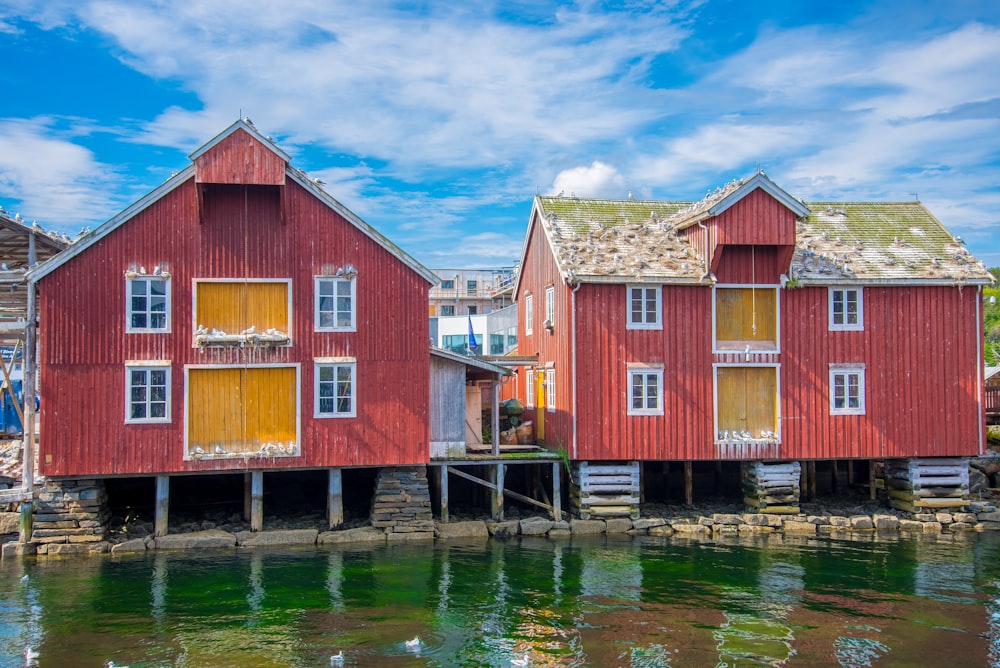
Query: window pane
xmin=320 ymin=281 xmax=334 ymax=296
xmin=150 ymin=403 xmax=166 ymax=418
xmin=150 ymin=281 xmax=166 ymax=297
xmin=319 ymin=366 xmax=334 ymax=382
xmin=319 ymin=397 xmax=334 ymax=413
xmin=130 ymin=404 xmax=147 ymax=419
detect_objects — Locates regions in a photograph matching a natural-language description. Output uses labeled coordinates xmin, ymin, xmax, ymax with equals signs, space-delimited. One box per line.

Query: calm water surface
xmin=3 ymin=532 xmax=1000 ymax=667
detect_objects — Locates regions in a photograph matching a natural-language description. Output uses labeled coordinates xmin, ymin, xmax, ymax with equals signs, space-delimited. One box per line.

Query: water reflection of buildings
xmin=714 ymin=549 xmax=803 ymax=666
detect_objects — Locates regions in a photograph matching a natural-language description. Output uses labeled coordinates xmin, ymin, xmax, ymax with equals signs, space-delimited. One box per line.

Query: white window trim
xmin=829 ymin=287 xmax=864 ymax=331
xmin=626 ymin=284 xmax=662 ymax=330
xmin=525 ymin=293 xmax=534 ymax=335
xmin=125 ymin=362 xmax=171 ymax=424
xmin=830 ymin=363 xmax=866 ymax=415
xmin=627 ymin=363 xmax=664 ymax=416
xmin=315 ymin=360 xmax=357 ymax=418
xmin=545 ymin=286 xmax=555 ymax=328
xmin=315 ymin=276 xmax=357 ymax=332
xmin=545 ymin=367 xmax=556 ymax=413
xmin=192 ymin=278 xmax=294 ymax=344
xmin=126 ymin=275 xmax=171 ymax=333
xmin=711 ymin=284 xmax=781 ymax=354
xmin=526 ymin=368 xmax=535 ymax=409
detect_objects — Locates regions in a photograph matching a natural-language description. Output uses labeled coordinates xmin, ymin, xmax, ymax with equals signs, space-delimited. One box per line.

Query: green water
xmin=3 ymin=532 xmax=1000 ymax=667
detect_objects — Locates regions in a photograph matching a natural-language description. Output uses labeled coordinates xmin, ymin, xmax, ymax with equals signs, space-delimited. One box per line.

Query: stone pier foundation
xmin=371 ymin=467 xmax=434 ymax=540
xmin=33 ymin=479 xmax=111 ymax=555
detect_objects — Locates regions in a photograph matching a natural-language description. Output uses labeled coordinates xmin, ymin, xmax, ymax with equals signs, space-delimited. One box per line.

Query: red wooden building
xmin=27 ymin=120 xmax=438 ymax=531
xmin=514 ymin=173 xmax=992 ymax=511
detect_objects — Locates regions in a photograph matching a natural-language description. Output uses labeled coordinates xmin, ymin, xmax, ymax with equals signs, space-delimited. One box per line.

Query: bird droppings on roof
xmin=536 ymin=193 xmax=992 ymax=286
xmin=538 ymin=197 xmax=707 ymax=283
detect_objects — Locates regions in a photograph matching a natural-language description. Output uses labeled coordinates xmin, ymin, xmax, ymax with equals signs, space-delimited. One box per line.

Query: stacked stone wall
xmin=32 ymin=479 xmax=111 ymax=555
xmin=370 ymin=467 xmax=434 ymax=540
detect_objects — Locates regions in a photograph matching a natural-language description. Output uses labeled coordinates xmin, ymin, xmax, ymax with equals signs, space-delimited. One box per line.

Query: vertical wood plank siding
xmin=38 ymin=175 xmax=429 ymax=476
xmin=565 ymin=280 xmax=982 ymax=462
xmin=711 ymin=189 xmax=796 ymax=247
xmin=195 ymin=132 xmax=286 ymax=185
xmin=514 ymin=210 xmax=573 ymax=451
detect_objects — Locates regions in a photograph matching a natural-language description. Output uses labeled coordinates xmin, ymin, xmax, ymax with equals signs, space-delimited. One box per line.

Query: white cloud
xmin=549 ymin=161 xmax=628 ymax=198
xmin=0 ymin=117 xmax=120 ymax=229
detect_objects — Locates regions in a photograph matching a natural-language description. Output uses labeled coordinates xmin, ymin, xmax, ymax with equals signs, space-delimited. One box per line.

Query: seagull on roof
xmin=243 ymin=116 xmax=254 ymax=127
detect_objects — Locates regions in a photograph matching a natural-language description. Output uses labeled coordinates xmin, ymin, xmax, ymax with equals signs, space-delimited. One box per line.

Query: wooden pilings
xmin=743 ymin=461 xmax=801 ymax=514
xmin=155 ymin=475 xmax=169 ymax=537
xmin=570 ymin=461 xmax=640 ymax=519
xmin=327 ymin=468 xmax=343 ymax=529
xmin=885 ymin=458 xmax=970 ymax=512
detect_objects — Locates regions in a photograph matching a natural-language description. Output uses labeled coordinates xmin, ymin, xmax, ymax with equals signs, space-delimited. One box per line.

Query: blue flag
xmin=468 ymin=315 xmax=479 ymax=353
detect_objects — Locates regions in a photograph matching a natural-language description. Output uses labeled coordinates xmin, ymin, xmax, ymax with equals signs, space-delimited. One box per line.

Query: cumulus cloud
xmin=0 ymin=117 xmax=120 ymax=228
xmin=549 ymin=161 xmax=629 ymax=198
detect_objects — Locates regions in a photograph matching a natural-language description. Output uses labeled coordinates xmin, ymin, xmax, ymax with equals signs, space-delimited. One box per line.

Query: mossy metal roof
xmin=534 ymin=194 xmax=991 ymax=285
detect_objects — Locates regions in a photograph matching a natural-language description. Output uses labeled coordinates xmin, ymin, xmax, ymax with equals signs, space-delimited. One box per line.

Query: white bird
xmin=106 ymin=662 xmax=128 ymax=668
xmin=405 ymin=636 xmax=421 ymax=649
xmin=511 ymin=654 xmax=530 ymax=666
xmin=193 ymin=446 xmax=205 ymax=455
xmin=330 ymin=651 xmax=344 ymax=665
xmin=153 ymin=265 xmax=160 ymax=275
xmin=214 ymin=445 xmax=225 ymax=455
xmin=20 ymin=574 xmax=28 ymax=583
xmin=24 ymin=647 xmax=39 ymax=664
xmin=139 ymin=266 xmax=146 ymax=275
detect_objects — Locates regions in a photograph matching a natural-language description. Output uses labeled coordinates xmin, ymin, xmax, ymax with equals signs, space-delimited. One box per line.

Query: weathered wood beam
xmin=439 ymin=465 xmax=449 ymax=523
xmin=552 ymin=461 xmax=562 ymax=521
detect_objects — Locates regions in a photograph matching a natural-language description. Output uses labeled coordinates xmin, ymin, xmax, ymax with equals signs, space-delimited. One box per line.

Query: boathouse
xmin=25 ymin=119 xmax=439 ymax=537
xmin=513 ymin=172 xmax=992 ymax=515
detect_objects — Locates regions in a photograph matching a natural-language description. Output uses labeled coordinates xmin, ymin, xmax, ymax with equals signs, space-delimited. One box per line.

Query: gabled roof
xmin=518 ymin=180 xmax=991 ymax=287
xmin=521 ymin=195 xmax=709 ymax=288
xmin=29 ymin=122 xmax=438 ymax=286
xmin=669 ymin=171 xmax=811 ymax=229
xmin=788 ymin=202 xmax=991 ymax=284
xmin=189 ymin=118 xmax=291 ymax=163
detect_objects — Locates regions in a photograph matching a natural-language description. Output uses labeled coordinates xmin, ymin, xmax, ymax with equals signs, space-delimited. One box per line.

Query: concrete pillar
xmin=327 ymin=468 xmax=343 ymax=529
xmin=250 ymin=471 xmax=264 ymax=532
xmin=155 ymin=475 xmax=169 ymax=537
xmin=552 ymin=461 xmax=562 ymax=521
xmin=439 ymin=465 xmax=449 ymax=523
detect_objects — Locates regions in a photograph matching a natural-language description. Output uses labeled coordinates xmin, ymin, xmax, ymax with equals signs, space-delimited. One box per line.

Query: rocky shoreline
xmin=6 ymin=498 xmax=999 ymax=557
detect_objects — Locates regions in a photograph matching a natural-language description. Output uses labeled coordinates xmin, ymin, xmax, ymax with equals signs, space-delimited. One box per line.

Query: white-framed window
xmin=125 ymin=362 xmax=171 ymax=423
xmin=526 ymin=368 xmax=535 ymax=408
xmin=441 ymin=304 xmax=455 ymax=316
xmin=127 ymin=276 xmax=170 ymax=332
xmin=830 ymin=364 xmax=865 ymax=414
xmin=467 ymin=280 xmax=478 ymax=295
xmin=627 ymin=285 xmax=662 ymax=330
xmin=315 ymin=359 xmax=356 ymax=418
xmin=525 ymin=293 xmax=534 ymax=335
xmin=627 ymin=365 xmax=664 ymax=415
xmin=545 ymin=286 xmax=555 ymax=328
xmin=829 ymin=287 xmax=863 ymax=331
xmin=315 ymin=277 xmax=356 ymax=331
xmin=545 ymin=368 xmax=556 ymax=412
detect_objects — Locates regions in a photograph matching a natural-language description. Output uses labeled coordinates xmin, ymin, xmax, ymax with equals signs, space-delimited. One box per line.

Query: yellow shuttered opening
xmin=187 ymin=366 xmax=298 ymax=457
xmin=717 ymin=366 xmax=778 ymax=437
xmin=716 ymin=287 xmax=776 ymax=349
xmin=195 ymin=281 xmax=290 ymax=333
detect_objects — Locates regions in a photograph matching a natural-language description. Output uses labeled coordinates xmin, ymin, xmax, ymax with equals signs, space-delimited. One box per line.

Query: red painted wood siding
xmin=568 ymin=283 xmax=982 ymax=462
xmin=780 ymin=285 xmax=983 ymax=459
xmin=38 ymin=177 xmax=429 ymax=477
xmin=575 ymin=284 xmax=715 ymax=460
xmin=713 ymin=245 xmax=784 ymax=284
xmin=195 ymin=129 xmax=286 ymax=185
xmin=710 ymin=189 xmax=797 ymax=247
xmin=514 ymin=208 xmax=573 ymax=450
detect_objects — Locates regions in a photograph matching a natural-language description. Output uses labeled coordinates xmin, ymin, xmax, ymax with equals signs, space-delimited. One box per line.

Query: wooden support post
xmin=243 ymin=473 xmax=252 ymax=521
xmin=684 ymin=461 xmax=693 ymax=506
xmin=327 ymin=468 xmax=343 ymax=529
xmin=847 ymin=460 xmax=855 ymax=485
xmin=552 ymin=461 xmax=562 ymax=521
xmin=639 ymin=462 xmax=646 ymax=503
xmin=714 ymin=461 xmax=723 ymax=496
xmin=440 ymin=465 xmax=449 ymax=523
xmin=869 ymin=460 xmax=877 ymax=501
xmin=831 ymin=460 xmax=840 ymax=494
xmin=808 ymin=461 xmax=817 ymax=500
xmin=799 ymin=461 xmax=807 ymax=501
xmin=250 ymin=471 xmax=264 ymax=532
xmin=492 ymin=381 xmax=501 ymax=457
xmin=491 ymin=463 xmax=505 ymax=521
xmin=155 ymin=475 xmax=169 ymax=537
xmin=19 ymin=281 xmax=37 ymax=544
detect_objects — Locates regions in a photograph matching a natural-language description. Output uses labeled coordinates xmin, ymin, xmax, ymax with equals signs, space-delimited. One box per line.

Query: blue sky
xmin=1 ymin=0 xmax=999 ymax=269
